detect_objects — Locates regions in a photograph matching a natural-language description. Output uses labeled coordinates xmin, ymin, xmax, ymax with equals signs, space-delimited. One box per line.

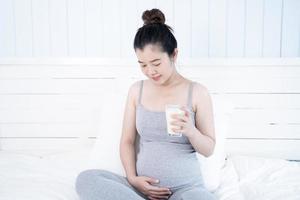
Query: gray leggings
xmin=75 ymin=169 xmax=218 ymax=200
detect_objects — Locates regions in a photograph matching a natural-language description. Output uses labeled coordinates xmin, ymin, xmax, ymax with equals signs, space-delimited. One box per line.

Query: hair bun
xmin=142 ymin=8 xmax=165 ymax=25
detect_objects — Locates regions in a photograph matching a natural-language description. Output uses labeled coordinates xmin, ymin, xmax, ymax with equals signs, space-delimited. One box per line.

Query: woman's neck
xmin=155 ymin=70 xmax=186 ymax=90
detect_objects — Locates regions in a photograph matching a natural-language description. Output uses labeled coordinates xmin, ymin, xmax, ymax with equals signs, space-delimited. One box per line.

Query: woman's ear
xmin=172 ymin=48 xmax=178 ymax=63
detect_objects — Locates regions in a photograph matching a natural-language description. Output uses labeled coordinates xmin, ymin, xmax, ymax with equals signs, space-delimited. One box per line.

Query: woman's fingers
xmin=142 ymin=177 xmax=172 ymax=198
xmin=149 ymin=190 xmax=171 ymax=196
xmin=146 ymin=185 xmax=170 ymax=192
xmin=148 ymin=192 xmax=171 ymax=200
xmin=146 ymin=185 xmax=171 ymax=196
xmin=171 ymin=121 xmax=185 ymax=127
xmin=171 ymin=114 xmax=188 ymax=123
xmin=148 ymin=196 xmax=159 ymax=200
xmin=148 ymin=194 xmax=170 ymax=199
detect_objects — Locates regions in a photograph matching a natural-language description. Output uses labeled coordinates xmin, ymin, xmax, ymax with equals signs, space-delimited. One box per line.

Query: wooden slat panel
xmin=0 ymin=0 xmax=15 ymax=56
xmin=174 ymin=0 xmax=192 ymax=58
xmin=0 ymin=138 xmax=95 ymax=150
xmin=86 ymin=0 xmax=103 ymax=56
xmin=0 ymin=79 xmax=116 ymax=94
xmin=192 ymin=77 xmax=300 ymax=93
xmin=102 ymin=0 xmax=121 ymax=57
xmin=0 ymin=78 xmax=299 ymax=94
xmin=120 ymin=0 xmax=138 ymax=58
xmin=245 ymin=0 xmax=264 ymax=57
xmin=0 ymin=65 xmax=140 ymax=79
xmin=67 ymin=0 xmax=86 ymax=56
xmin=48 ymin=0 xmax=68 ymax=56
xmin=224 ymin=94 xmax=300 ymax=109
xmin=1 ymin=65 xmax=300 ymax=79
xmin=228 ymin=123 xmax=300 ymax=139
xmin=281 ymin=0 xmax=300 ymax=57
xmin=1 ymin=0 xmax=300 ymax=58
xmin=0 ymin=122 xmax=97 ymax=137
xmin=209 ymin=0 xmax=226 ymax=56
xmin=1 ymin=58 xmax=299 ymax=66
xmin=14 ymin=0 xmax=33 ymax=56
xmin=0 ymin=59 xmax=299 ymax=161
xmin=226 ymin=139 xmax=300 ymax=160
xmin=0 ymin=94 xmax=104 ymax=110
xmin=230 ymin=109 xmax=300 ymax=124
xmin=191 ymin=0 xmax=209 ymax=57
xmin=32 ymin=0 xmax=50 ymax=56
xmin=227 ymin=0 xmax=245 ymax=57
xmin=180 ymin=66 xmax=300 ymax=78
xmin=0 ymin=78 xmax=300 ymax=94
xmin=263 ymin=0 xmax=282 ymax=57
xmin=0 ymin=109 xmax=95 ymax=123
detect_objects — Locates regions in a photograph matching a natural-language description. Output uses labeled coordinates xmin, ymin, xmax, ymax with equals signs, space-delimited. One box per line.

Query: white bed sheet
xmin=0 ymin=148 xmax=90 ymax=200
xmin=0 ymin=148 xmax=299 ymax=200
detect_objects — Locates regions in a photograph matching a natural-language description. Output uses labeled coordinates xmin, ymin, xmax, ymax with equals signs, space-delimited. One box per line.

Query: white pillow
xmin=87 ymin=92 xmax=127 ymax=176
xmin=197 ymin=96 xmax=234 ymax=192
xmin=88 ymin=91 xmax=233 ymax=192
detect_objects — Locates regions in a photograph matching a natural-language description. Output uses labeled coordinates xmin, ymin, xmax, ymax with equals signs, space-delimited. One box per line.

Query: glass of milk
xmin=165 ymin=104 xmax=185 ymax=137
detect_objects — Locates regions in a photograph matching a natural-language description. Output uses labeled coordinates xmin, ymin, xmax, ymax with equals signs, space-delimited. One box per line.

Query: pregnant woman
xmin=76 ymin=8 xmax=217 ymax=200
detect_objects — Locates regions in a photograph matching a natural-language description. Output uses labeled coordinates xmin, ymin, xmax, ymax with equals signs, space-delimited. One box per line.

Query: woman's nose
xmin=147 ymin=66 xmax=157 ymax=75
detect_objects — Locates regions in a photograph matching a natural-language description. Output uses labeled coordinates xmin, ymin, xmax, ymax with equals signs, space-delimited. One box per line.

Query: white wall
xmin=0 ymin=0 xmax=299 ymax=58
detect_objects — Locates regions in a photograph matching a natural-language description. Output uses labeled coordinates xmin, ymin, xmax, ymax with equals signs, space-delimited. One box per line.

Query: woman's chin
xmin=152 ymin=79 xmax=164 ymax=85
xmin=150 ymin=77 xmax=162 ymax=83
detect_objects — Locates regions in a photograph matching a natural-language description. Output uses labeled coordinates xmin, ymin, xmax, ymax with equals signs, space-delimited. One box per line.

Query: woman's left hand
xmin=170 ymin=106 xmax=196 ymax=138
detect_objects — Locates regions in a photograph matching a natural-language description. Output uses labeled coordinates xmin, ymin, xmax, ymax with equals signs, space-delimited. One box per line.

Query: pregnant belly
xmin=136 ymin=143 xmax=202 ymax=189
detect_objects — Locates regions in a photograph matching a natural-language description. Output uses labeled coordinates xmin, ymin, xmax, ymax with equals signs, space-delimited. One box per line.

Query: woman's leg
xmin=169 ymin=185 xmax=217 ymax=200
xmin=75 ymin=169 xmax=146 ymax=200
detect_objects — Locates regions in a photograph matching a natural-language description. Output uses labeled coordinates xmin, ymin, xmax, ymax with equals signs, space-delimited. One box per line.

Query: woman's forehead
xmin=136 ymin=44 xmax=167 ymax=62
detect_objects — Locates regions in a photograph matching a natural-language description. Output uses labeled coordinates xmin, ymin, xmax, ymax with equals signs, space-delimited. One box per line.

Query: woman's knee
xmin=180 ymin=187 xmax=217 ymax=200
xmin=75 ymin=169 xmax=144 ymax=200
xmin=75 ymin=169 xmax=109 ymax=193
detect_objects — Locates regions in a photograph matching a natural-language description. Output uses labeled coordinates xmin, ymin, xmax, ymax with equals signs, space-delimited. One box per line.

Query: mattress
xmin=0 ymin=147 xmax=299 ymax=200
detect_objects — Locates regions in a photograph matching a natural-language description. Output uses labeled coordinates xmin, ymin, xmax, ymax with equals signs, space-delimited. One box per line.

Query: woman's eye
xmin=154 ymin=63 xmax=161 ymax=66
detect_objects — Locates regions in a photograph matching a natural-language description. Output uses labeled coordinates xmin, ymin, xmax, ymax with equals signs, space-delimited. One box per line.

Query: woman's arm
xmin=188 ymin=83 xmax=216 ymax=157
xmin=119 ymin=82 xmax=140 ymax=182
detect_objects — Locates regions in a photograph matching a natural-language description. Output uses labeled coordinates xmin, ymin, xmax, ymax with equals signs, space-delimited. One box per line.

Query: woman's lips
xmin=152 ymin=75 xmax=161 ymax=81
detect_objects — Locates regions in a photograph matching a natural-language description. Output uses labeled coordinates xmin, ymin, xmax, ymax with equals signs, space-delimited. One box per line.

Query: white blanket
xmin=216 ymin=155 xmax=300 ymax=200
xmin=0 ymin=148 xmax=299 ymax=200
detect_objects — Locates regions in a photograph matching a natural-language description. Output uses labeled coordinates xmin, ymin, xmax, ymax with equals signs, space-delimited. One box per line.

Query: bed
xmin=0 ymin=147 xmax=299 ymax=200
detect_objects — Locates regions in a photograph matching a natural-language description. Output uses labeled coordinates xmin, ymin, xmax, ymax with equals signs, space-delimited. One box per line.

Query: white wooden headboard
xmin=0 ymin=58 xmax=300 ymax=160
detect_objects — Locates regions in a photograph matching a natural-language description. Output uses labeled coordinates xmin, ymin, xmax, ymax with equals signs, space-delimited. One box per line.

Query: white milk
xmin=165 ymin=104 xmax=185 ymax=137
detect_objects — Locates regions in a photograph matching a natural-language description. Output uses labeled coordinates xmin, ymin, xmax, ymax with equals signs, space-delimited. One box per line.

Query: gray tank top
xmin=135 ymin=80 xmax=203 ymax=190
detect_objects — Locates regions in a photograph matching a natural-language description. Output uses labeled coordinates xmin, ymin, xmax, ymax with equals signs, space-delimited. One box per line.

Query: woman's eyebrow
xmin=138 ymin=59 xmax=161 ymax=63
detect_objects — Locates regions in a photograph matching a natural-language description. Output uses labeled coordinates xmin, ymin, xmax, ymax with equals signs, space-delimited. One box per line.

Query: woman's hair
xmin=133 ymin=8 xmax=177 ymax=57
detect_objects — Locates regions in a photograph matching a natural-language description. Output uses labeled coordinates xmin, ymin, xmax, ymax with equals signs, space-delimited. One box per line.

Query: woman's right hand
xmin=128 ymin=176 xmax=172 ymax=200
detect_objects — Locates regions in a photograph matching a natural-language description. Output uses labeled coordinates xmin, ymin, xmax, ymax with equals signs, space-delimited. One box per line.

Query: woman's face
xmin=135 ymin=44 xmax=177 ymax=85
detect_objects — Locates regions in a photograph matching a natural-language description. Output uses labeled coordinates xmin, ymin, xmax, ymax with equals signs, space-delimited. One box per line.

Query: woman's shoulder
xmin=184 ymin=79 xmax=209 ymax=95
xmin=127 ymin=80 xmax=143 ymax=106
xmin=129 ymin=80 xmax=141 ymax=90
xmin=190 ymin=81 xmax=211 ymax=111
xmin=192 ymin=81 xmax=209 ymax=95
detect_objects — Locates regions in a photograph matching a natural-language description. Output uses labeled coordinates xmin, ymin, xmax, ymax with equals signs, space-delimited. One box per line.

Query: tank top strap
xmin=138 ymin=80 xmax=144 ymax=104
xmin=187 ymin=81 xmax=195 ymax=108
